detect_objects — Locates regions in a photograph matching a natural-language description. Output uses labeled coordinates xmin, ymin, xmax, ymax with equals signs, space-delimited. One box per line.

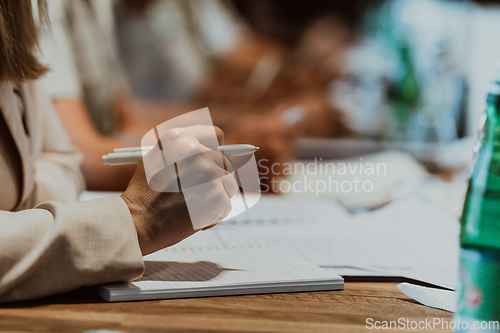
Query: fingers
xmin=153 ymin=125 xmax=237 ymax=192
xmin=214 ymin=126 xmax=224 ymax=146
xmin=220 ymin=172 xmax=239 ymax=198
xmin=164 ymin=125 xmax=223 ymax=149
xmin=207 ymin=181 xmax=234 ymax=228
xmin=183 ymin=180 xmax=232 ymax=230
xmin=182 ymin=125 xmax=224 ymax=147
xmin=145 ymin=123 xmax=236 ymax=230
xmin=204 ymin=149 xmax=234 ymax=173
xmin=218 ymin=190 xmax=233 ymax=220
xmin=176 ymin=150 xmax=236 ymax=190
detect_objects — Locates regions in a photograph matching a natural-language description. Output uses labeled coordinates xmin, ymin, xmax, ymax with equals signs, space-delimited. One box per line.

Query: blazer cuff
xmin=36 ymin=196 xmax=145 ymax=287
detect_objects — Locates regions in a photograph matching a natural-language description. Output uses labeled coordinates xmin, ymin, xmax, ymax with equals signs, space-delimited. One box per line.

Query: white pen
xmin=103 ymin=144 xmax=259 ymax=166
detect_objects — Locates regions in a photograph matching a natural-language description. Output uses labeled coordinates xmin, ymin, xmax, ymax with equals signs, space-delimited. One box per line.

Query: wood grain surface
xmin=0 ymin=282 xmax=453 ymax=333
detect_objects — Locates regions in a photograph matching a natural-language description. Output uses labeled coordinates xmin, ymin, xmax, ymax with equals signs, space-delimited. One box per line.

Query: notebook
xmin=87 ymin=190 xmax=458 ymax=301
xmin=96 ymin=245 xmax=344 ymax=302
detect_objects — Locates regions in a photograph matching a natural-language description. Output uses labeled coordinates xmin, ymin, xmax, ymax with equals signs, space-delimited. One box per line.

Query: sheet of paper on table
xmin=174 ymin=194 xmax=459 ymax=289
xmin=398 ymin=283 xmax=457 ymax=312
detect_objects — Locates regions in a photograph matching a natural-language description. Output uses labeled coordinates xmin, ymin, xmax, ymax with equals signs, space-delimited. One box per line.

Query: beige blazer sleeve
xmin=0 ymin=81 xmax=144 ymax=303
xmin=31 ymin=82 xmax=85 ymax=205
xmin=0 ymin=196 xmax=144 ymax=303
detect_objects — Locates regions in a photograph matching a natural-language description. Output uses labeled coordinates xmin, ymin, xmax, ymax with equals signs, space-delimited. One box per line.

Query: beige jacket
xmin=0 ymin=81 xmax=144 ymax=303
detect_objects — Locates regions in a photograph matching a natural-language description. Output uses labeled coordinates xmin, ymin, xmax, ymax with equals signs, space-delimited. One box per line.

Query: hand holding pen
xmin=120 ymin=125 xmax=240 ymax=255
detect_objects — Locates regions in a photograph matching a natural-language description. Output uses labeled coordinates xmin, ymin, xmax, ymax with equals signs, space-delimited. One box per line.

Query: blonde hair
xmin=0 ymin=0 xmax=48 ymax=81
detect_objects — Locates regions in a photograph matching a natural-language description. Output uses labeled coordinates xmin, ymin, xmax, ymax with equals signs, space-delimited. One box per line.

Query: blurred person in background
xmin=37 ymin=0 xmax=296 ymax=192
xmin=115 ymin=0 xmax=365 ymax=136
xmin=40 ymin=0 xmax=382 ymax=192
xmin=37 ymin=0 xmax=146 ymax=191
xmin=114 ymin=0 xmax=388 ymax=190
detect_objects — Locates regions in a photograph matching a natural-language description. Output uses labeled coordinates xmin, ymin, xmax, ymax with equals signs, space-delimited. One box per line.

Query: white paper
xmin=184 ymin=196 xmax=460 ymax=289
xmin=99 ymin=245 xmax=343 ymax=301
xmin=398 ymin=283 xmax=457 ymax=312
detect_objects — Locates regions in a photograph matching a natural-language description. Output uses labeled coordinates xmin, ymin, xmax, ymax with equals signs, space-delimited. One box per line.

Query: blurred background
xmin=51 ymin=0 xmax=500 ymax=211
xmin=112 ymin=0 xmax=499 ymax=166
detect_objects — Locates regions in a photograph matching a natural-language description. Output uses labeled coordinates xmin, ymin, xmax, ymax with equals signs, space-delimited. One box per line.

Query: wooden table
xmin=0 ymin=283 xmax=452 ymax=333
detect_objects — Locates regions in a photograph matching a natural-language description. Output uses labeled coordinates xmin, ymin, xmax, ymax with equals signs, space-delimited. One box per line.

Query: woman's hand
xmin=121 ymin=126 xmax=238 ymax=255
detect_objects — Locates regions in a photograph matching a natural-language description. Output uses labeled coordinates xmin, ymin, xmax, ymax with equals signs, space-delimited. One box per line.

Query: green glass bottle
xmin=461 ymin=83 xmax=500 ymax=248
xmin=455 ymin=80 xmax=500 ymax=332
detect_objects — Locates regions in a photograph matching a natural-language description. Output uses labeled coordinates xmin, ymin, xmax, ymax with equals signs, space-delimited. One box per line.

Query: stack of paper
xmin=96 ymin=245 xmax=343 ymax=302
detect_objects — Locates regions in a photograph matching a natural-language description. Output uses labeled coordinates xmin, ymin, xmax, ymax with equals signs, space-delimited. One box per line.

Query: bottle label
xmin=456 ymin=248 xmax=500 ymax=324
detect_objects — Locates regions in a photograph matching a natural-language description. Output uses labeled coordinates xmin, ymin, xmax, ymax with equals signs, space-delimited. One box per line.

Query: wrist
xmin=120 ymin=194 xmax=151 ymax=256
